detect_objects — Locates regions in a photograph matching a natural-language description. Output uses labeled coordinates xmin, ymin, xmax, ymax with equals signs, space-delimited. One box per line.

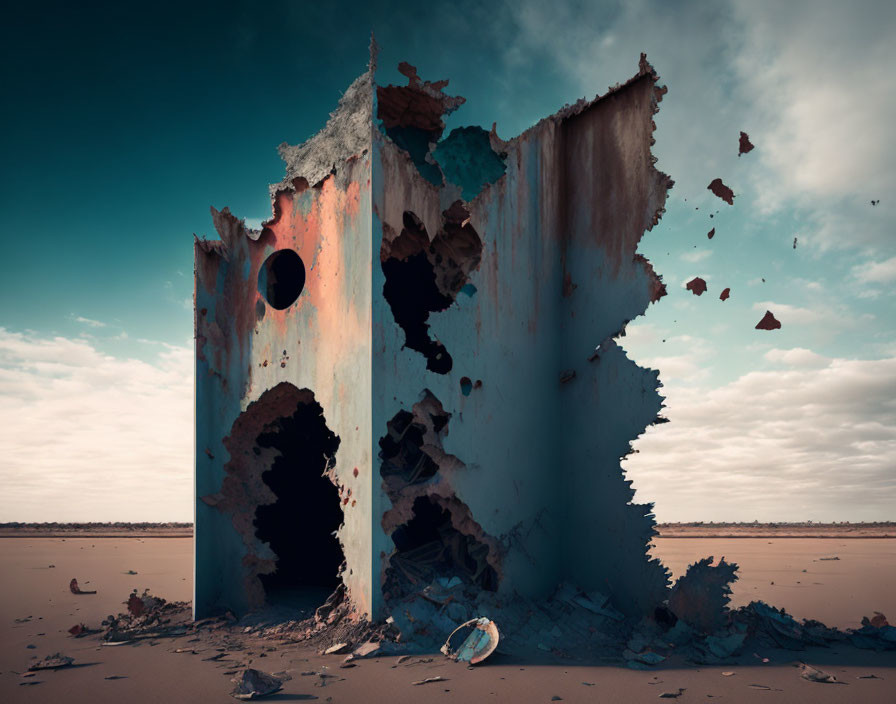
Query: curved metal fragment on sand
xmin=441 ymin=617 xmax=499 ymax=665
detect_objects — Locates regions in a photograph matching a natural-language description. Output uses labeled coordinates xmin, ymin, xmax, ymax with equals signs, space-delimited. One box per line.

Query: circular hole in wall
xmin=259 ymin=249 xmax=306 ymax=309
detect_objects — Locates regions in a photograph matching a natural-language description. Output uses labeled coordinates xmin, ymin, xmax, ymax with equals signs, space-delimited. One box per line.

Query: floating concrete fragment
xmin=707 ymin=228 xmax=715 ymax=239
xmin=69 ymin=578 xmax=96 ymax=595
xmin=755 ymin=311 xmax=781 ymax=330
xmin=230 ymin=669 xmax=284 ymax=700
xmin=738 ymin=132 xmax=754 ymax=156
xmin=707 ymin=178 xmax=735 ymax=205
xmin=686 ymin=277 xmax=707 ymax=296
xmin=28 ymin=653 xmax=74 ymax=671
xmin=442 ymin=617 xmax=500 ymax=665
xmin=719 ymin=287 xmax=730 ymax=301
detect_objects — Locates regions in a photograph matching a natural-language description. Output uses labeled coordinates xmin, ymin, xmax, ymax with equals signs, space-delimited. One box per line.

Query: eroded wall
xmin=371 ymin=56 xmax=672 ymax=617
xmin=194 ymin=151 xmax=373 ymax=618
xmin=196 ymin=51 xmax=672 ymax=623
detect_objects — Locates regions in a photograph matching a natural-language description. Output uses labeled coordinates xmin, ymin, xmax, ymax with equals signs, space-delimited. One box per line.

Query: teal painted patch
xmin=433 ymin=126 xmax=506 ymax=201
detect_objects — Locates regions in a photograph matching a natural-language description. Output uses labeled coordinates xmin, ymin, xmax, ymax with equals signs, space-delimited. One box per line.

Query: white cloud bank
xmin=625 ymin=350 xmax=896 ymax=521
xmin=502 ymin=0 xmax=895 ymax=254
xmin=0 ymin=329 xmax=192 ymax=521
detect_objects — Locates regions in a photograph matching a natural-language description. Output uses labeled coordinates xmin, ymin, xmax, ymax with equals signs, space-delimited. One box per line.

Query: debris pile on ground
xmin=849 ymin=612 xmax=896 ymax=650
xmin=102 ymin=589 xmax=191 ymax=643
xmin=248 ymin=584 xmax=399 ymax=657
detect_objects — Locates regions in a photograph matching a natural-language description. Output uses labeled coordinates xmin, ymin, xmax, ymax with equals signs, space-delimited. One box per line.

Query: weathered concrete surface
xmin=195 ymin=49 xmax=673 ymax=625
xmin=194 ymin=81 xmax=373 ymax=616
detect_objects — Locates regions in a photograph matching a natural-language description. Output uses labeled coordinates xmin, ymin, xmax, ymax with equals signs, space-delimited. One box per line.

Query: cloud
xmin=73 ymin=316 xmax=106 ymax=328
xmin=0 ymin=329 xmax=192 ymax=521
xmin=625 ymin=352 xmax=896 ymax=521
xmin=501 ymin=0 xmax=894 ymax=254
xmin=680 ymin=249 xmax=712 ymax=263
xmin=763 ymin=347 xmax=827 ymax=368
xmin=751 ymin=300 xmax=872 ymax=330
xmin=851 ymin=256 xmax=896 ymax=286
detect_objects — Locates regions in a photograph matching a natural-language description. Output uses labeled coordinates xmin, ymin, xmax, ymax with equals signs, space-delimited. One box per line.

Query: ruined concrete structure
xmin=194 ymin=46 xmax=673 ymax=627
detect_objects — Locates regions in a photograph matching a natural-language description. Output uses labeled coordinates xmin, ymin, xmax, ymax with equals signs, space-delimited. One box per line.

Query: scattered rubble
xmin=849 ymin=612 xmax=896 ymax=650
xmin=719 ymin=288 xmax=730 ymax=301
xmin=738 ymin=131 xmax=754 ymax=156
xmin=707 ymin=228 xmax=715 ymax=239
xmin=102 ymin=589 xmax=190 ymax=643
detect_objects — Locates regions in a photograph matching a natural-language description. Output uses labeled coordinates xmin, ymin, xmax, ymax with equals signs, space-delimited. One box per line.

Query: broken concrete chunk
xmin=658 ymin=689 xmax=685 ymax=698
xmin=67 ymin=623 xmax=90 ymax=637
xmin=738 ymin=131 xmax=754 ymax=156
xmin=441 ymin=617 xmax=499 ymax=665
xmin=686 ymin=277 xmax=707 ymax=296
xmin=28 ymin=653 xmax=74 ymax=671
xmin=69 ymin=578 xmax=96 ymax=595
xmin=230 ymin=669 xmax=284 ymax=700
xmin=719 ymin=287 xmax=730 ymax=301
xmin=707 ymin=178 xmax=735 ymax=205
xmin=755 ymin=311 xmax=781 ymax=330
xmin=413 ymin=676 xmax=448 ymax=685
xmin=799 ymin=663 xmax=845 ymax=684
xmin=352 ymin=641 xmax=381 ymax=658
xmin=324 ymin=642 xmax=351 ymax=655
xmin=707 ymin=228 xmax=715 ymax=239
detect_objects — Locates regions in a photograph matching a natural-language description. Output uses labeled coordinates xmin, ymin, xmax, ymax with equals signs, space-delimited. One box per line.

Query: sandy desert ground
xmin=1 ymin=536 xmax=894 ymax=703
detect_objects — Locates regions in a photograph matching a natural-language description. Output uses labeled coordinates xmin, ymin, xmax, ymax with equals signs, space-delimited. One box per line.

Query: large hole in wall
xmin=384 ymin=495 xmax=498 ymax=600
xmin=252 ymin=393 xmax=342 ymax=609
xmin=381 ymin=205 xmax=482 ymax=374
xmin=379 ymin=403 xmax=449 ymax=486
xmin=258 ymin=249 xmax=306 ymax=310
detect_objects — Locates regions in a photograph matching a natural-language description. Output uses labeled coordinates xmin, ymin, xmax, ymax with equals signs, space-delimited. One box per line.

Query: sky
xmin=0 ymin=0 xmax=893 ymax=522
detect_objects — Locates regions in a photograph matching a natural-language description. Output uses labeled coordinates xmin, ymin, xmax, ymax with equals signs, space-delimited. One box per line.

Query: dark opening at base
xmin=253 ymin=394 xmax=343 ymax=609
xmin=385 ymin=495 xmax=498 ymax=600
